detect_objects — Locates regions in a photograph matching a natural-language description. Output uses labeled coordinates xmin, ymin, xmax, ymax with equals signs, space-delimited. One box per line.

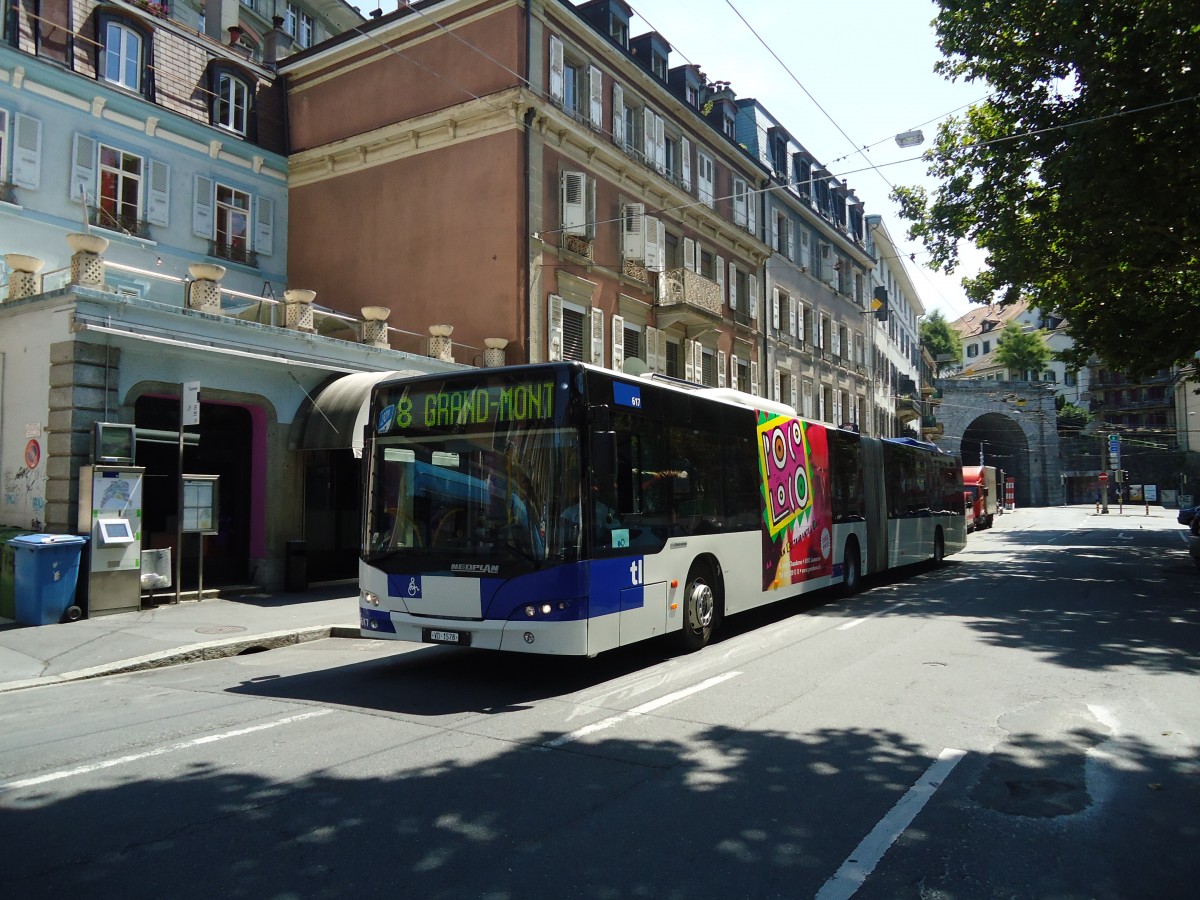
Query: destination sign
xmin=379 ymin=380 xmax=557 ymax=433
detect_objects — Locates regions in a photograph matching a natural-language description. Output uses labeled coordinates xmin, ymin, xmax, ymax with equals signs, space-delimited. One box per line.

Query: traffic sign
xmin=1098 ymin=472 xmax=1109 ymax=482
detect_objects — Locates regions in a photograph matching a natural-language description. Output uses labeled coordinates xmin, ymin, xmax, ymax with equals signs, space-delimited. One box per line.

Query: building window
xmin=686 ymin=84 xmax=699 ymax=107
xmin=609 ymin=14 xmax=628 ymax=48
xmin=701 ymin=348 xmax=715 ymax=386
xmin=285 ymin=4 xmax=315 ymax=48
xmin=666 ymin=340 xmax=681 ymax=378
xmin=623 ymin=322 xmax=643 ymax=362
xmin=97 ymin=144 xmax=142 ymax=232
xmin=966 ymin=344 xmax=979 ymax=358
xmin=651 ymin=51 xmax=668 ymax=81
xmin=214 ymin=72 xmax=251 ymax=135
xmin=216 ymin=184 xmax=250 ymax=261
xmin=101 ymin=18 xmax=147 ymax=94
xmin=0 ymin=109 xmax=8 ymax=195
xmin=697 ymin=150 xmax=714 ymax=207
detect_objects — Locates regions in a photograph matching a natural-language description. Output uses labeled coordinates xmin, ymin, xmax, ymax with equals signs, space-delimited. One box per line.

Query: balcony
xmin=655 ymin=268 xmax=722 ymax=328
xmin=561 ymin=232 xmax=593 ymax=261
xmin=89 ymin=206 xmax=151 ymax=239
xmin=895 ymin=396 xmax=922 ymax=424
xmin=209 ymin=240 xmax=259 ymax=269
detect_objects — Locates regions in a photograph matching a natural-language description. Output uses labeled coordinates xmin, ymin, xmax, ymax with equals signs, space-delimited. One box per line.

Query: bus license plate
xmin=424 ymin=628 xmax=469 ymax=646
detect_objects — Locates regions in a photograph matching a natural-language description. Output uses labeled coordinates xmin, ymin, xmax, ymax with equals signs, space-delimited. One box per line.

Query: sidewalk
xmin=0 ymin=582 xmax=360 ymax=694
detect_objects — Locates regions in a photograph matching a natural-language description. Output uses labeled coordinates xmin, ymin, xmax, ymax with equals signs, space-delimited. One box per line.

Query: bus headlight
xmin=362 ymin=590 xmax=381 ymax=607
xmin=525 ymin=605 xmax=536 ymax=617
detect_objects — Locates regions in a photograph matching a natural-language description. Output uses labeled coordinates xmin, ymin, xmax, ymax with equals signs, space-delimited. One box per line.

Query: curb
xmin=0 ymin=623 xmax=362 ymax=694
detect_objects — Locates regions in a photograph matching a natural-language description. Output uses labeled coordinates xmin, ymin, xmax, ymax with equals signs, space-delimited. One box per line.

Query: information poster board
xmin=182 ymin=474 xmax=219 ymax=535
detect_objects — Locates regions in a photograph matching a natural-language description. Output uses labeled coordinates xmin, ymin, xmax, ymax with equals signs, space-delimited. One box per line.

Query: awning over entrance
xmin=296 ymin=370 xmax=423 ymax=457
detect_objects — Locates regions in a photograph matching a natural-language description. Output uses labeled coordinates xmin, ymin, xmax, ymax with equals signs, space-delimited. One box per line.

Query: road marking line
xmin=1 ymin=709 xmax=333 ymax=791
xmin=836 ymin=618 xmax=865 ymax=631
xmin=816 ymin=747 xmax=966 ymax=900
xmin=542 ymin=671 xmax=741 ymax=750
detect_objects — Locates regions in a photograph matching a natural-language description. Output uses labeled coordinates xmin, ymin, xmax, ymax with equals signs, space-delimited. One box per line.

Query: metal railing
xmin=659 ymin=268 xmax=722 ymax=317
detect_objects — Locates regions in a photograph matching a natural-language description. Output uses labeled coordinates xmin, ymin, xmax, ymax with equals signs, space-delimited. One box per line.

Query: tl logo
xmin=628 ymin=559 xmax=643 ymax=586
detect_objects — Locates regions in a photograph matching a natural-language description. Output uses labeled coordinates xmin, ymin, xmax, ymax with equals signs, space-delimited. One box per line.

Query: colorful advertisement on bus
xmin=757 ymin=413 xmax=833 ymax=591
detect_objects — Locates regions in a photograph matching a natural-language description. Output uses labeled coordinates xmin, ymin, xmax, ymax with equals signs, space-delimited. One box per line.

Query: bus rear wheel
xmin=678 ymin=563 xmax=718 ymax=652
xmin=932 ymin=529 xmax=946 ymax=566
xmin=840 ymin=541 xmax=862 ymax=596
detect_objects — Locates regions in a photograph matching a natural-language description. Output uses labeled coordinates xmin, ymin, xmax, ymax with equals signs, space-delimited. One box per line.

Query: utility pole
xmin=1099 ymin=432 xmax=1110 ymax=514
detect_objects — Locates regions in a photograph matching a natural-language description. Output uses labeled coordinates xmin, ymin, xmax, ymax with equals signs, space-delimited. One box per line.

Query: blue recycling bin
xmin=9 ymin=534 xmax=87 ymax=626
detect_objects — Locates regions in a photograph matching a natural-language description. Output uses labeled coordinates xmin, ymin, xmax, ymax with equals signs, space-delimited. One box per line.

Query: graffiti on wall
xmin=4 ymin=438 xmax=46 ymax=529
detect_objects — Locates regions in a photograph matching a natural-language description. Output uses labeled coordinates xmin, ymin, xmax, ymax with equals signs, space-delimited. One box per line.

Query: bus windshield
xmin=365 ymin=426 xmax=582 ymax=568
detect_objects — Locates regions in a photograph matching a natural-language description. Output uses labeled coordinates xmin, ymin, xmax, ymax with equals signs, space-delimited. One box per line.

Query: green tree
xmin=892 ymin=2 xmax=1200 ymax=378
xmin=919 ymin=310 xmax=963 ymax=374
xmin=1055 ymin=395 xmax=1091 ymax=435
xmin=994 ymin=323 xmax=1050 ymax=377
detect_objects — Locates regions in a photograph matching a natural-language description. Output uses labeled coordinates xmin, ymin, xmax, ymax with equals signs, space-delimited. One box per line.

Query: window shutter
xmin=683 ymin=237 xmax=696 ymax=273
xmin=774 ymin=369 xmax=782 ymax=402
xmin=622 ymin=203 xmax=645 ymax=263
xmin=693 ymin=341 xmax=704 ymax=383
xmin=733 ymin=177 xmax=747 ymax=226
xmin=772 ymin=287 xmax=780 ymax=330
xmin=644 ymin=325 xmax=660 ymax=372
xmin=729 ymin=354 xmax=739 ymax=390
xmin=590 ymin=307 xmax=604 ymax=365
xmin=749 ymin=273 xmax=758 ymax=320
xmin=612 ymin=83 xmax=624 ymax=146
xmin=643 ymin=107 xmax=654 ymax=164
xmin=717 ymin=350 xmax=727 ymax=388
xmin=255 ymin=195 xmax=274 ymax=256
xmin=70 ymin=133 xmax=97 ymax=203
xmin=588 ymin=65 xmax=603 ymax=129
xmin=715 ymin=254 xmax=725 ymax=304
xmin=681 ymin=136 xmax=692 ymax=191
xmin=684 ymin=339 xmax=695 ymax=382
xmin=654 ymin=113 xmax=665 ymax=173
xmin=146 ymin=159 xmax=170 ymax=227
xmin=748 ymin=184 xmax=757 ymax=235
xmin=192 ymin=174 xmax=214 ymax=238
xmin=728 ymin=261 xmax=737 ymax=311
xmin=832 ymin=326 xmax=841 ymax=357
xmin=611 ymin=314 xmax=624 ymax=371
xmin=786 ymin=219 xmax=795 ymax=260
xmin=549 ymin=35 xmax=564 ymax=103
xmin=644 ymin=216 xmax=662 ymax=271
xmin=548 ymin=294 xmax=564 ymax=361
xmin=770 ymin=213 xmax=778 ymax=253
xmin=12 ymin=113 xmax=42 ymax=190
xmin=560 ymin=170 xmax=587 ymax=236
xmin=750 ymin=360 xmax=760 ymax=397
xmin=789 ymin=297 xmax=798 ymax=338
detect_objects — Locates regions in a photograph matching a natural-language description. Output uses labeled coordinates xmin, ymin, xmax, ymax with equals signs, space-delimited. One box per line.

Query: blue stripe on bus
xmin=361 ymin=607 xmax=396 ymax=634
xmin=477 ymin=556 xmax=647 ymax=621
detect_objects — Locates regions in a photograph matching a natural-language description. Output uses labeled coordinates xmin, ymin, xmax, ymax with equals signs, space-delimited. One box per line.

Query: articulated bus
xmin=359 ymin=363 xmax=965 ymax=656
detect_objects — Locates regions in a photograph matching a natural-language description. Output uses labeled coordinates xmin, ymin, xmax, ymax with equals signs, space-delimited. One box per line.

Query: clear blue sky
xmin=370 ymin=0 xmax=987 ymax=321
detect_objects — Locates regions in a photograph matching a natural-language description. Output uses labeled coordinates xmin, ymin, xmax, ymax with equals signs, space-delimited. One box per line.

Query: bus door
xmin=859 ymin=438 xmax=888 ymax=574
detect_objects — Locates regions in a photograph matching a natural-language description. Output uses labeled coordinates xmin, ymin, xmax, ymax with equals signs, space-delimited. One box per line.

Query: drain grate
xmin=194 ymin=625 xmax=248 ymax=635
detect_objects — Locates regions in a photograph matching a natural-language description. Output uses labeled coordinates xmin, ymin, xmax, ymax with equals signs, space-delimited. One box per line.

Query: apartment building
xmin=735 ymin=99 xmax=875 ymax=429
xmin=864 ymin=216 xmax=924 ymax=437
xmin=282 ymin=0 xmax=772 ymax=388
xmin=0 ymin=0 xmax=459 ymax=593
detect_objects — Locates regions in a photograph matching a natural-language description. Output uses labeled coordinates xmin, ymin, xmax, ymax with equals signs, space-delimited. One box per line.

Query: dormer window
xmin=686 ymin=84 xmax=699 ymax=106
xmin=651 ymin=51 xmax=668 ymax=81
xmin=723 ymin=113 xmax=735 ymax=139
xmin=609 ymin=14 xmax=628 ymax=48
xmin=207 ymin=62 xmax=256 ymax=139
xmin=97 ymin=13 xmax=154 ymax=100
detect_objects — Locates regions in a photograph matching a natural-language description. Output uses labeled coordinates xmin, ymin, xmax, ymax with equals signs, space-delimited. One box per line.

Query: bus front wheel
xmin=678 ymin=563 xmax=718 ymax=652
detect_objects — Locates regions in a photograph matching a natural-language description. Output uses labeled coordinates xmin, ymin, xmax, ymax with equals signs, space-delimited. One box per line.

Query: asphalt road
xmin=1 ymin=506 xmax=1197 ymax=899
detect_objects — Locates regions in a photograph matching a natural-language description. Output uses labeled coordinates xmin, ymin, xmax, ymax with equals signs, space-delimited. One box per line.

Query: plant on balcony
xmin=133 ymin=0 xmax=169 ymax=17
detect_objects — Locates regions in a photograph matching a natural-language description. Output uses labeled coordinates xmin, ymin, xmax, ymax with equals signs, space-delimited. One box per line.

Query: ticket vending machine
xmin=78 ymin=425 xmax=146 ymax=616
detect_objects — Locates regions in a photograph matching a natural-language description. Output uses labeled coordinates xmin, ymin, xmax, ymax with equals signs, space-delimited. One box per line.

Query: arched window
xmin=207 ymin=63 xmax=256 ymax=139
xmin=96 ymin=10 xmax=154 ymax=100
xmin=215 ymin=72 xmax=250 ymax=135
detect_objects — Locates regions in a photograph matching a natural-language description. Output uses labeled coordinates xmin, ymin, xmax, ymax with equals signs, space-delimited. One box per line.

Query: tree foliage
xmin=994 ymin=322 xmax=1050 ymax=376
xmin=919 ymin=310 xmax=963 ymax=373
xmin=892 ymin=2 xmax=1200 ymax=377
xmin=1055 ymin=395 xmax=1091 ymax=435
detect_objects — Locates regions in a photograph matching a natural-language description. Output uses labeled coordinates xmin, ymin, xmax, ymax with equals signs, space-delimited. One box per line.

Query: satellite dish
xmin=623 ymin=358 xmax=650 ymax=376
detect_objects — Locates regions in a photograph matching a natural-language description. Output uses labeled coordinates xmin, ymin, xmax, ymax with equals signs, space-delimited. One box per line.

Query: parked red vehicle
xmin=963 ymin=466 xmax=999 ymax=529
xmin=965 ymin=490 xmax=978 ymax=532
